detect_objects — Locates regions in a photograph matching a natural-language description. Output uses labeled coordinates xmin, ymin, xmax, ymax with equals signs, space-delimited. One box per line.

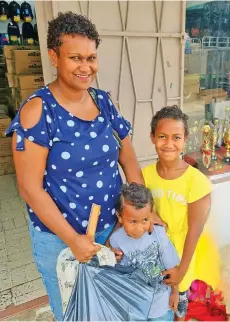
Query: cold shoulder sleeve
xmin=5 ymin=97 xmax=56 ymax=151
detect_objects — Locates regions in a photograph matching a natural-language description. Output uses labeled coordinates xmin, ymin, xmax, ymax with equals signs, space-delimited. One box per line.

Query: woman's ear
xmin=48 ymin=49 xmax=58 ymax=68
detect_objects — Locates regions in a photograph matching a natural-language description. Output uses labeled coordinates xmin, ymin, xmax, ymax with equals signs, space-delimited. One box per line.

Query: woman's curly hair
xmin=150 ymin=105 xmax=189 ymax=137
xmin=47 ymin=12 xmax=101 ymax=53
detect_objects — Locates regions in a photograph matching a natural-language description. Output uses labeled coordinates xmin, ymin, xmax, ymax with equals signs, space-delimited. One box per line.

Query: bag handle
xmin=86 ymin=203 xmax=101 ymax=240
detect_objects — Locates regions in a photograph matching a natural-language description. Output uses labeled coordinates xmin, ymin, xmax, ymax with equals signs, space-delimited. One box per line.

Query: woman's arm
xmin=14 ymin=99 xmax=100 ymax=262
xmin=118 ymin=136 xmax=144 ymax=184
xmin=163 ymin=193 xmax=211 ymax=285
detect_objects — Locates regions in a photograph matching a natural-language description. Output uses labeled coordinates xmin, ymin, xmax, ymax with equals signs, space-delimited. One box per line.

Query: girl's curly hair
xmin=151 ymin=105 xmax=189 ymax=137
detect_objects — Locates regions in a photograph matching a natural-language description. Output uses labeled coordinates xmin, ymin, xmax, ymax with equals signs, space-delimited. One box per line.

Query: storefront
xmin=0 ymin=0 xmax=229 ymax=319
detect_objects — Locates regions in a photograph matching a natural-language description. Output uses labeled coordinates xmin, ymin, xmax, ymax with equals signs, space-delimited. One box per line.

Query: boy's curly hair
xmin=116 ymin=183 xmax=153 ymax=215
xmin=150 ymin=105 xmax=189 ymax=137
xmin=47 ymin=12 xmax=101 ymax=54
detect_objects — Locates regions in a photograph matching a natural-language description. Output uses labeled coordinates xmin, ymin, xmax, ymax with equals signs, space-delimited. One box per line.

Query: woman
xmin=6 ymin=12 xmax=144 ymax=321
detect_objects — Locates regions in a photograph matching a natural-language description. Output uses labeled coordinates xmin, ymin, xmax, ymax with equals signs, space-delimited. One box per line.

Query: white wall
xmin=207 ymin=182 xmax=230 ymax=249
xmin=0 ymin=1 xmax=35 ymax=35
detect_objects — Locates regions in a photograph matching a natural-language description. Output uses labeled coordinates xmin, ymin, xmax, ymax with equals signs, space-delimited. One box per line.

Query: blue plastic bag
xmin=63 ymin=261 xmax=155 ymax=321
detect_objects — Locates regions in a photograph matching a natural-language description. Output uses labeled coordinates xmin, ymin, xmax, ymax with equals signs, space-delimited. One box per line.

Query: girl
xmin=142 ymin=106 xmax=220 ymax=320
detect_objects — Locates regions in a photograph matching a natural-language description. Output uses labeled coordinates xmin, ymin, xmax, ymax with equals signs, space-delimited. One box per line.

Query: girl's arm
xmin=179 ymin=193 xmax=211 ymax=276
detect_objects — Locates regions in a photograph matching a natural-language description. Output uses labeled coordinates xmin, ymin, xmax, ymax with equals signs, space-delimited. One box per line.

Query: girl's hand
xmin=169 ymin=289 xmax=179 ymax=312
xmin=149 ymin=212 xmax=167 ymax=233
xmin=162 ymin=266 xmax=185 ymax=286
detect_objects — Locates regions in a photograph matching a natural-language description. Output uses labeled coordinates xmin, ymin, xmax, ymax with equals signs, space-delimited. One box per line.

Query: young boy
xmin=109 ymin=183 xmax=180 ymax=321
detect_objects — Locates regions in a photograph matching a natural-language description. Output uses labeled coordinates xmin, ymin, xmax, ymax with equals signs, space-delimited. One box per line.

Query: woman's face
xmin=49 ymin=34 xmax=98 ymax=90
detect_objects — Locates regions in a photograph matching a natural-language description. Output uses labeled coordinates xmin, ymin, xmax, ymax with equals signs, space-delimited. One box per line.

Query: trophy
xmin=191 ymin=120 xmax=199 ymax=151
xmin=211 ymin=118 xmax=219 ymax=161
xmin=201 ymin=124 xmax=212 ymax=168
xmin=223 ymin=127 xmax=230 ymax=164
xmin=222 ymin=106 xmax=230 ymax=143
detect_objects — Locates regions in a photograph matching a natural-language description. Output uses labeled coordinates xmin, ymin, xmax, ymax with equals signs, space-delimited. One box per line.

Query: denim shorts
xmin=29 ymin=221 xmax=115 ymax=321
xmin=148 ymin=309 xmax=174 ymax=321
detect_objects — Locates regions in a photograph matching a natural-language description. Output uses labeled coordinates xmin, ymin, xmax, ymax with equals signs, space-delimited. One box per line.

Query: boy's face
xmin=151 ymin=118 xmax=186 ymax=162
xmin=118 ymin=204 xmax=153 ymax=239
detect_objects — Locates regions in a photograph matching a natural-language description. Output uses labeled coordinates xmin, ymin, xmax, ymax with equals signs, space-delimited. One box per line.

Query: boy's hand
xmin=169 ymin=287 xmax=179 ymax=312
xmin=111 ymin=247 xmax=123 ymax=262
xmin=105 ymin=240 xmax=123 ymax=262
xmin=162 ymin=266 xmax=185 ymax=286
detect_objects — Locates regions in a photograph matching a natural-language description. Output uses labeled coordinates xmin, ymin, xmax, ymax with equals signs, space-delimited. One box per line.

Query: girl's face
xmin=49 ymin=34 xmax=98 ymax=91
xmin=151 ymin=118 xmax=187 ymax=163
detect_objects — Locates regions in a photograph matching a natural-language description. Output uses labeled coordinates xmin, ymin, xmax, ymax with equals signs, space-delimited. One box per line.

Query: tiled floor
xmin=0 ymin=174 xmax=48 ymax=315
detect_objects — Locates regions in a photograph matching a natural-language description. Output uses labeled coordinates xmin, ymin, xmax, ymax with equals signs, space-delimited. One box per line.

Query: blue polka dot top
xmin=6 ymin=87 xmax=131 ymax=234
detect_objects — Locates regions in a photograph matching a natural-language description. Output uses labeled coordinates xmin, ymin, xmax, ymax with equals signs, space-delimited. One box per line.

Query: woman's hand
xmin=69 ymin=235 xmax=101 ymax=263
xmin=162 ymin=266 xmax=185 ymax=287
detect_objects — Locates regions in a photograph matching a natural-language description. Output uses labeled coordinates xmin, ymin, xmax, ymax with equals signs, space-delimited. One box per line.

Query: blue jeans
xmin=148 ymin=309 xmax=174 ymax=321
xmin=29 ymin=221 xmax=115 ymax=321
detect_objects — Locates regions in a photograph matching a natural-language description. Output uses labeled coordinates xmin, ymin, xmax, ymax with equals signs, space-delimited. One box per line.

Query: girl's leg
xmin=29 ymin=222 xmax=67 ymax=321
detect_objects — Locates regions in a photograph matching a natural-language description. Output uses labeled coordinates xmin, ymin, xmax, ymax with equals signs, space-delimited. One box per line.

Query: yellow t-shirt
xmin=142 ymin=162 xmax=220 ymax=292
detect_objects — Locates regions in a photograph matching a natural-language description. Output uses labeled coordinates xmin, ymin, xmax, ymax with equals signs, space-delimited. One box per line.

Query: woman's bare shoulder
xmin=20 ymin=97 xmax=43 ymax=129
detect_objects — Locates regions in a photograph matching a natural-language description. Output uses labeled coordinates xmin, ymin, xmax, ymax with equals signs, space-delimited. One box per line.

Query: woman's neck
xmin=52 ymin=78 xmax=87 ymax=104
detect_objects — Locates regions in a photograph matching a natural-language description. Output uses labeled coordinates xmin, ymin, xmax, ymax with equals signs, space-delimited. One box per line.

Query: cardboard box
xmin=12 ymin=96 xmax=22 ymax=112
xmin=13 ymin=50 xmax=42 ymax=75
xmin=0 ymin=104 xmax=8 ymax=117
xmin=0 ymin=155 xmax=15 ymax=176
xmin=6 ymin=59 xmax=14 ymax=74
xmin=17 ymin=74 xmax=44 ymax=89
xmin=16 ymin=88 xmax=35 ymax=101
xmin=200 ymin=88 xmax=227 ymax=104
xmin=6 ymin=73 xmax=17 ymax=88
xmin=11 ymin=87 xmax=16 ymax=96
xmin=184 ymin=93 xmax=198 ymax=103
xmin=0 ymin=137 xmax=12 ymax=157
xmin=184 ymin=74 xmax=200 ymax=86
xmin=0 ymin=117 xmax=11 ymax=137
xmin=200 ymin=88 xmax=227 ymax=97
xmin=4 ymin=45 xmax=39 ymax=60
xmin=183 ymin=98 xmax=205 ymax=114
xmin=184 ymin=51 xmax=208 ymax=74
xmin=184 ymin=74 xmax=200 ymax=95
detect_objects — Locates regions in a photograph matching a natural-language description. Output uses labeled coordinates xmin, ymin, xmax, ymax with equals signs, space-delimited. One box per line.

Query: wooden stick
xmin=86 ymin=203 xmax=101 ymax=239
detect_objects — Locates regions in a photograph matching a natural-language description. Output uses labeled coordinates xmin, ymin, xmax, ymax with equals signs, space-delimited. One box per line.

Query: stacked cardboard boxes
xmin=4 ymin=45 xmax=44 ymax=112
xmin=0 ymin=109 xmax=14 ymax=176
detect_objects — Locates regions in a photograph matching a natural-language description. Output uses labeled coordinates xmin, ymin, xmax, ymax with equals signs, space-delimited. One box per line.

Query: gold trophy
xmin=223 ymin=127 xmax=230 ymax=164
xmin=222 ymin=106 xmax=230 ymax=142
xmin=211 ymin=118 xmax=219 ymax=161
xmin=201 ymin=124 xmax=212 ymax=168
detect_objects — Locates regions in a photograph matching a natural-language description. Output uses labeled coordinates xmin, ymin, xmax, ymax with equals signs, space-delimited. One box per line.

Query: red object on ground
xmin=185 ymin=280 xmax=227 ymax=321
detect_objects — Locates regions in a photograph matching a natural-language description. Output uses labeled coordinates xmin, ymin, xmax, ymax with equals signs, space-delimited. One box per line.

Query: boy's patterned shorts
xmin=176 ymin=291 xmax=189 ymax=318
